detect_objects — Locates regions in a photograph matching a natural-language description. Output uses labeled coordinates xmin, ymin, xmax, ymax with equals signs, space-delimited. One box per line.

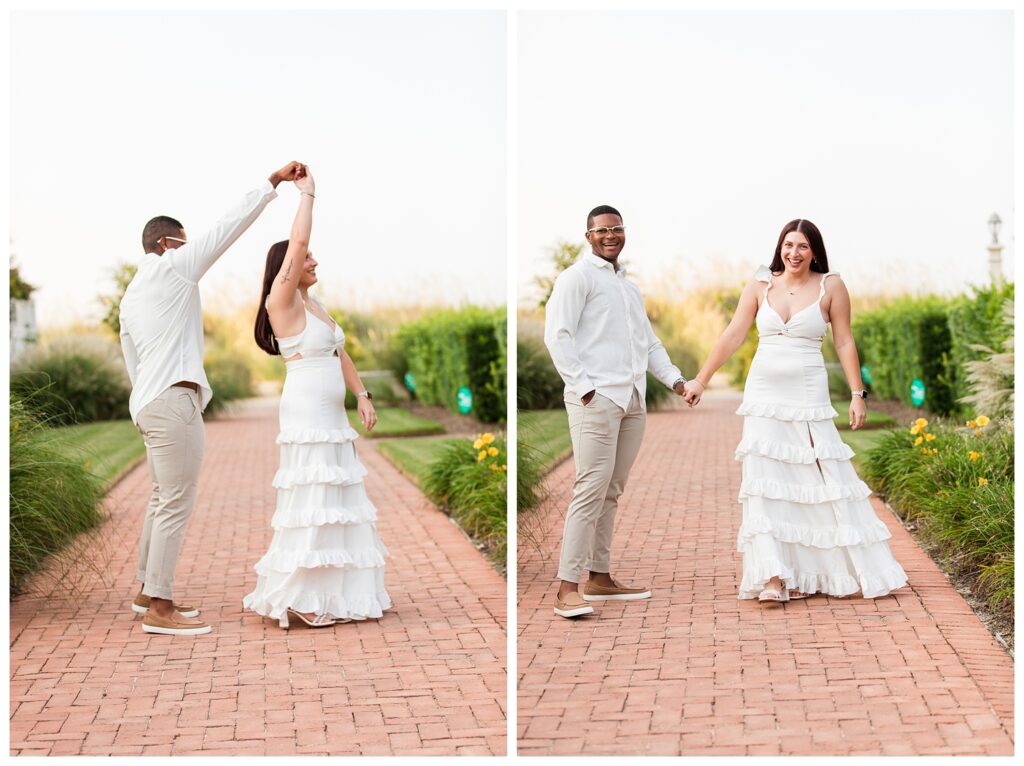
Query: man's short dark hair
xmin=142 ymin=216 xmax=184 ymax=253
xmin=587 ymin=205 xmax=622 ymax=229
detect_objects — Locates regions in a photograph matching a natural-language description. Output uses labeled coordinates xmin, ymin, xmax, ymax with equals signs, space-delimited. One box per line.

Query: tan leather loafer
xmin=554 ymin=591 xmax=594 ymax=618
xmin=132 ymin=593 xmax=199 ymax=618
xmin=141 ymin=611 xmax=211 ymax=636
xmin=582 ymin=579 xmax=652 ymax=601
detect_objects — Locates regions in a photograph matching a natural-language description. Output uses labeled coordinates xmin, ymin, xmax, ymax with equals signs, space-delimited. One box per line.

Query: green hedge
xmin=854 ymin=285 xmax=1014 ymax=416
xmin=854 ymin=296 xmax=956 ymax=414
xmin=395 ymin=306 xmax=506 ymax=422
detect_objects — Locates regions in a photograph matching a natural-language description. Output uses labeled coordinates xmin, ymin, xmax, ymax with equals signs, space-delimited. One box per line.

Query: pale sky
xmin=517 ymin=10 xmax=1014 ymax=304
xmin=10 ymin=11 xmax=506 ymax=328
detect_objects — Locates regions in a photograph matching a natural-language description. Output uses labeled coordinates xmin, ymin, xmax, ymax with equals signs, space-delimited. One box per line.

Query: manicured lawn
xmin=354 ymin=407 xmax=445 ymax=439
xmin=51 ymin=420 xmax=146 ymax=487
xmin=833 ymin=410 xmax=896 ymax=431
xmin=376 ymin=436 xmax=463 ymax=487
xmin=519 ymin=409 xmax=572 ymax=473
xmin=839 ymin=428 xmax=889 ymax=473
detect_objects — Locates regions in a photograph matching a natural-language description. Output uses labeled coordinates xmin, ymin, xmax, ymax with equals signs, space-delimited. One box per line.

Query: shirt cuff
xmin=571 ymin=378 xmax=596 ymax=399
xmin=260 ymin=178 xmax=278 ymax=199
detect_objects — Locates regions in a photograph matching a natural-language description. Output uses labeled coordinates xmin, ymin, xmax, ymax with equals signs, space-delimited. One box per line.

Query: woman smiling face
xmin=779 ymin=230 xmax=813 ymax=275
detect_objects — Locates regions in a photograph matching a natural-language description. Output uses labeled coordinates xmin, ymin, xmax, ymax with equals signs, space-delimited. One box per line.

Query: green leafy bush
xmin=395 ymin=306 xmax=506 ymax=422
xmin=863 ymin=415 xmax=1013 ymax=615
xmin=854 ymin=296 xmax=956 ymax=414
xmin=10 ymin=335 xmax=131 ymax=425
xmin=516 ymin=321 xmax=565 ymax=410
xmin=203 ymin=351 xmax=255 ymax=416
xmin=422 ymin=432 xmax=507 ymax=567
xmin=9 ymin=395 xmax=105 ymax=594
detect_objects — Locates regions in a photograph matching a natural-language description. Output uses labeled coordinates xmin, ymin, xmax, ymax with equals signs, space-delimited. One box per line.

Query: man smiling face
xmin=586 ymin=212 xmax=626 ymax=262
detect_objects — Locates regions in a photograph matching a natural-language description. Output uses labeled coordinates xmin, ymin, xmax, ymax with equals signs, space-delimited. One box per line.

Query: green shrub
xmin=516 ymin=323 xmax=565 ymax=410
xmin=203 ymin=350 xmax=255 ymax=416
xmin=422 ymin=432 xmax=507 ymax=567
xmin=343 ymin=370 xmax=404 ymax=409
xmin=863 ymin=415 xmax=1013 ymax=615
xmin=395 ymin=306 xmax=506 ymax=422
xmin=854 ymin=296 xmax=956 ymax=414
xmin=9 ymin=395 xmax=105 ymax=594
xmin=11 ymin=335 xmax=131 ymax=425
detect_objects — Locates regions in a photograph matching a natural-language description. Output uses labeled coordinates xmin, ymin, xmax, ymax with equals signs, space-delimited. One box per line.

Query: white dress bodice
xmin=274 ymin=293 xmax=345 ymax=360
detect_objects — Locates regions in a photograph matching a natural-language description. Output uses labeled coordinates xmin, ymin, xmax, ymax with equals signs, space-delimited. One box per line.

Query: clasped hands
xmin=674 ymin=379 xmax=704 ymax=408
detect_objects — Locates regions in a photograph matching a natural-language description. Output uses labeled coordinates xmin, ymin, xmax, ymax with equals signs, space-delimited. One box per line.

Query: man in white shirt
xmin=544 ymin=205 xmax=690 ymax=619
xmin=120 ymin=161 xmax=304 ymax=636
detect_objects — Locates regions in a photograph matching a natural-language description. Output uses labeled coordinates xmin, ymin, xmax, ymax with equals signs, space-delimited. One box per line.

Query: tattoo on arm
xmin=279 ymin=262 xmax=293 ymax=284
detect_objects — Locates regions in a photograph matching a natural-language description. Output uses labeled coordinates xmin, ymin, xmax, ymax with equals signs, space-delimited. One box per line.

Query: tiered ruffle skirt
xmin=243 ymin=357 xmax=391 ymax=620
xmin=736 ymin=344 xmax=908 ymax=600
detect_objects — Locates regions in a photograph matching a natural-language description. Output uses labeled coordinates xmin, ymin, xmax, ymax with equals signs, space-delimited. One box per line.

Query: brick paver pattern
xmin=517 ymin=393 xmax=1013 ymax=756
xmin=11 ymin=401 xmax=507 ymax=756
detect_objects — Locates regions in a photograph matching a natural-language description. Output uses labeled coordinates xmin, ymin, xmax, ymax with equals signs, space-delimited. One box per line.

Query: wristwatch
xmin=357 ymin=390 xmax=373 ymax=400
xmin=852 ymin=390 xmax=868 ymax=399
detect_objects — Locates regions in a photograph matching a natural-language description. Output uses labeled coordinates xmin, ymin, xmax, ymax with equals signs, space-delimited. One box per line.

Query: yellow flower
xmin=487 ymin=446 xmax=499 ymax=457
xmin=931 ymin=449 xmax=939 ymax=456
xmin=501 ymin=464 xmax=507 ymax=472
xmin=473 ymin=438 xmax=484 ymax=450
xmin=976 ymin=415 xmax=990 ymax=427
xmin=924 ymin=433 xmax=935 ymax=442
xmin=913 ymin=436 xmax=923 ymax=446
xmin=978 ymin=477 xmax=989 ymax=487
xmin=966 ymin=420 xmax=977 ymax=428
xmin=968 ymin=451 xmax=980 ymax=461
xmin=489 ymin=463 xmax=499 ymax=471
xmin=921 ymin=447 xmax=930 ymax=455
xmin=915 ymin=418 xmax=928 ymax=429
xmin=477 ymin=450 xmax=487 ymax=461
xmin=974 ymin=429 xmax=983 ymax=437
xmin=481 ymin=433 xmax=495 ymax=445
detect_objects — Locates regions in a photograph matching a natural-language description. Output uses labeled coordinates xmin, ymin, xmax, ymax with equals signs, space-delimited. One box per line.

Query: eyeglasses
xmin=587 ymin=226 xmax=626 ymax=236
xmin=162 ymin=236 xmax=187 ymax=245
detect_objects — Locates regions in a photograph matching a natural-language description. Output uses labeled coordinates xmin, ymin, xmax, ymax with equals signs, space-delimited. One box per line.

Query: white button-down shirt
xmin=544 ymin=252 xmax=684 ymax=411
xmin=120 ymin=180 xmax=278 ymax=423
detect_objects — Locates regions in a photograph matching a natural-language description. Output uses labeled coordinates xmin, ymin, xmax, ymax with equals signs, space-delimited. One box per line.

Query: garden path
xmin=517 ymin=391 xmax=1013 ymax=756
xmin=10 ymin=399 xmax=507 ymax=756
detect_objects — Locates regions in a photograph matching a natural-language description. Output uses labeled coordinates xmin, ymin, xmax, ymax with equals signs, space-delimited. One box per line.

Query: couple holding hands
xmin=120 ymin=161 xmax=389 ymax=636
xmin=544 ymin=206 xmax=908 ymax=619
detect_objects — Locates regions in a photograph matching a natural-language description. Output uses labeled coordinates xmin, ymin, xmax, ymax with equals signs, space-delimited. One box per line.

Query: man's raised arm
xmin=170 ymin=161 xmax=304 ymax=282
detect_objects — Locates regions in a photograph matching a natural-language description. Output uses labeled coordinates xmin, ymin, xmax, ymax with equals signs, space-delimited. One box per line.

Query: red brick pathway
xmin=517 ymin=392 xmax=1013 ymax=756
xmin=10 ymin=400 xmax=506 ymax=756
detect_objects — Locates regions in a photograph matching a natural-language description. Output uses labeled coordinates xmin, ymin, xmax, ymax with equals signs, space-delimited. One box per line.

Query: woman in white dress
xmin=244 ymin=168 xmax=392 ymax=628
xmin=684 ymin=219 xmax=907 ymax=604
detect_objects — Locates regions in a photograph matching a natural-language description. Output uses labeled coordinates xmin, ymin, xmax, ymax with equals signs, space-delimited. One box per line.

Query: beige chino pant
xmin=135 ymin=386 xmax=205 ymax=600
xmin=557 ymin=389 xmax=646 ymax=583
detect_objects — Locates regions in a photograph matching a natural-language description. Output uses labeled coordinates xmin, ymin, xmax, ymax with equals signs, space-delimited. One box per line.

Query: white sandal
xmin=279 ymin=608 xmax=336 ymax=629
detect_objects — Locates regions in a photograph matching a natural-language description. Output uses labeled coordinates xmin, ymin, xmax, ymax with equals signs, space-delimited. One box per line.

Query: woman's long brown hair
xmin=254 ymin=240 xmax=290 ymax=355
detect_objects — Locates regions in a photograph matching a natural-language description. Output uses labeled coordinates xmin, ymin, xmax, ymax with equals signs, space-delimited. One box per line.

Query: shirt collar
xmin=584 ymin=251 xmax=626 ymax=276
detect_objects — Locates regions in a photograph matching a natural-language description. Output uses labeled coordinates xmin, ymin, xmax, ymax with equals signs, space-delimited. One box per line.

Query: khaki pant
xmin=135 ymin=387 xmax=205 ymax=600
xmin=557 ymin=389 xmax=646 ymax=583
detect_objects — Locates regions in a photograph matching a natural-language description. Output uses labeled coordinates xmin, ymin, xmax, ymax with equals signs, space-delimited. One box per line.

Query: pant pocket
xmin=174 ymin=392 xmax=199 ymax=424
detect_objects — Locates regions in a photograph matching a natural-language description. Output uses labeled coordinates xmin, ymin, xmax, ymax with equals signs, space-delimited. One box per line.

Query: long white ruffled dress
xmin=735 ymin=267 xmax=908 ymax=600
xmin=243 ymin=294 xmax=391 ymax=622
